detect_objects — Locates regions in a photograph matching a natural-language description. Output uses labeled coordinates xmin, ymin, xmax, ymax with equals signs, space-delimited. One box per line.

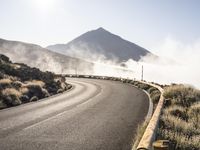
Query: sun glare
xmin=34 ymin=0 xmax=56 ymax=12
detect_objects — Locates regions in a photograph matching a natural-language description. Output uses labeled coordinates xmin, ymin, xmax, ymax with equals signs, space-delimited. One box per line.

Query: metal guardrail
xmin=136 ymin=82 xmax=164 ymax=150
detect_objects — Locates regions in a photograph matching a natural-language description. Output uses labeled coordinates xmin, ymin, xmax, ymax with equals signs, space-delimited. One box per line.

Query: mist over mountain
xmin=0 ymin=38 xmax=93 ymax=74
xmin=0 ymin=28 xmax=159 ymax=81
xmin=47 ymin=27 xmax=156 ymax=62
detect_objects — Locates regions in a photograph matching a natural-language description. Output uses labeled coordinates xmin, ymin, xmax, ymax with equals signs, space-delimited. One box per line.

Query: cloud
xmin=137 ymin=36 xmax=200 ymax=89
xmin=57 ymin=38 xmax=200 ymax=89
xmin=72 ymin=36 xmax=200 ymax=89
xmin=1 ymin=37 xmax=199 ymax=89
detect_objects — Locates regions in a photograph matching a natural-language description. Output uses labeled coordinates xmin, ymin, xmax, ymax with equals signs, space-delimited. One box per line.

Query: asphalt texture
xmin=0 ymin=78 xmax=149 ymax=150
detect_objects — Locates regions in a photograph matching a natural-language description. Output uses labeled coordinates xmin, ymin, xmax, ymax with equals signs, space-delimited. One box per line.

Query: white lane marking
xmin=22 ymin=84 xmax=103 ymax=131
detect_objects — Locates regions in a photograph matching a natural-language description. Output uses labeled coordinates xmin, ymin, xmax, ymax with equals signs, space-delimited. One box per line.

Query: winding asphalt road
xmin=0 ymin=78 xmax=149 ymax=150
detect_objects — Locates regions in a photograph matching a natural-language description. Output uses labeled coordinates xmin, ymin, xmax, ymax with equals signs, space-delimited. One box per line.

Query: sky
xmin=0 ymin=0 xmax=200 ymax=88
xmin=0 ymin=0 xmax=200 ymax=51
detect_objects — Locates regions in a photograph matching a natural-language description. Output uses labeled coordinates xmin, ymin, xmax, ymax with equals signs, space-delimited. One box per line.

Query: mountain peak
xmin=47 ymin=28 xmax=155 ymax=62
xmin=95 ymin=27 xmax=107 ymax=32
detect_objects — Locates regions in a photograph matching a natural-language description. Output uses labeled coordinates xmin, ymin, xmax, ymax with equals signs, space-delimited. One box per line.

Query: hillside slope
xmin=47 ymin=27 xmax=156 ymax=62
xmin=0 ymin=54 xmax=71 ymax=109
xmin=0 ymin=38 xmax=93 ymax=74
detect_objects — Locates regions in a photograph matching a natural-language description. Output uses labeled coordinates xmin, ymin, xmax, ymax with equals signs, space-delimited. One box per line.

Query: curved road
xmin=0 ymin=78 xmax=149 ymax=150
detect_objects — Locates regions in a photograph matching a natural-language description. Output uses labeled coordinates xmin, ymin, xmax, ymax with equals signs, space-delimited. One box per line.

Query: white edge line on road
xmin=129 ymin=84 xmax=153 ymax=122
xmin=142 ymin=90 xmax=153 ymax=122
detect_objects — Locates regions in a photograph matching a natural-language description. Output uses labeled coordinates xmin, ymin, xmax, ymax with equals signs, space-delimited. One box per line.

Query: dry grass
xmin=1 ymin=88 xmax=22 ymax=106
xmin=188 ymin=102 xmax=200 ymax=129
xmin=160 ymin=115 xmax=198 ymax=136
xmin=131 ymin=81 xmax=161 ymax=104
xmin=158 ymin=129 xmax=200 ymax=150
xmin=23 ymin=81 xmax=50 ymax=99
xmin=10 ymin=64 xmax=21 ymax=69
xmin=158 ymin=85 xmax=200 ymax=149
xmin=0 ymin=54 xmax=71 ymax=109
xmin=41 ymin=88 xmax=50 ymax=97
xmin=163 ymin=105 xmax=188 ymax=120
xmin=0 ymin=78 xmax=12 ymax=84
xmin=2 ymin=88 xmax=22 ymax=97
xmin=132 ymin=120 xmax=149 ymax=150
xmin=25 ymin=80 xmax=45 ymax=88
xmin=19 ymin=87 xmax=29 ymax=94
xmin=163 ymin=85 xmax=200 ymax=107
xmin=150 ymin=90 xmax=160 ymax=103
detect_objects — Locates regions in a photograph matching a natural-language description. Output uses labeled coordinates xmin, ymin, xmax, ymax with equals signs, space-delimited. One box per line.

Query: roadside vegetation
xmin=132 ymin=120 xmax=149 ymax=150
xmin=130 ymin=80 xmax=161 ymax=104
xmin=0 ymin=54 xmax=72 ymax=109
xmin=157 ymin=85 xmax=200 ymax=150
xmin=67 ymin=75 xmax=200 ymax=149
xmin=129 ymin=80 xmax=161 ymax=149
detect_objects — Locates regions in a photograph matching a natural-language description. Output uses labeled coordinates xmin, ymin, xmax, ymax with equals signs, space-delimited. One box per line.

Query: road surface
xmin=0 ymin=78 xmax=149 ymax=150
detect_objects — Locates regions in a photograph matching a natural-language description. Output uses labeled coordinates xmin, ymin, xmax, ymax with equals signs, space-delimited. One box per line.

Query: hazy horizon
xmin=0 ymin=0 xmax=200 ymax=88
xmin=0 ymin=0 xmax=199 ymax=50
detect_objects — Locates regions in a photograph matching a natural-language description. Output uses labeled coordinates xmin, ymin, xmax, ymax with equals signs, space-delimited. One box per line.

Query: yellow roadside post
xmin=153 ymin=140 xmax=169 ymax=150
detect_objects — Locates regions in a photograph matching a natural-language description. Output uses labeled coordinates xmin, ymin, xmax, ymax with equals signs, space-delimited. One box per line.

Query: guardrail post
xmin=153 ymin=140 xmax=169 ymax=150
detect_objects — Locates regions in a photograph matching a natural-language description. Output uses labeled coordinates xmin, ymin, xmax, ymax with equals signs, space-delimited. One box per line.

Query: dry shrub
xmin=0 ymin=78 xmax=12 ymax=89
xmin=25 ymin=80 xmax=45 ymax=88
xmin=158 ymin=129 xmax=200 ymax=150
xmin=23 ymin=82 xmax=49 ymax=99
xmin=19 ymin=87 xmax=29 ymax=94
xmin=164 ymin=105 xmax=188 ymax=121
xmin=148 ymin=87 xmax=158 ymax=94
xmin=60 ymin=82 xmax=68 ymax=90
xmin=24 ymin=84 xmax=43 ymax=98
xmin=161 ymin=114 xmax=197 ymax=136
xmin=2 ymin=88 xmax=21 ymax=97
xmin=11 ymin=81 xmax=24 ymax=89
xmin=67 ymin=84 xmax=72 ymax=90
xmin=2 ymin=88 xmax=22 ymax=106
xmin=131 ymin=81 xmax=140 ymax=86
xmin=189 ymin=102 xmax=200 ymax=116
xmin=0 ymin=54 xmax=71 ymax=109
xmin=188 ymin=102 xmax=200 ymax=129
xmin=130 ymin=81 xmax=161 ymax=104
xmin=57 ymin=89 xmax=64 ymax=94
xmin=10 ymin=64 xmax=21 ymax=69
xmin=30 ymin=96 xmax=38 ymax=102
xmin=158 ymin=85 xmax=200 ymax=149
xmin=163 ymin=85 xmax=200 ymax=107
xmin=20 ymin=95 xmax=30 ymax=103
xmin=41 ymin=88 xmax=50 ymax=97
xmin=138 ymin=83 xmax=151 ymax=91
xmin=132 ymin=120 xmax=149 ymax=150
xmin=150 ymin=90 xmax=161 ymax=104
xmin=0 ymin=78 xmax=12 ymax=84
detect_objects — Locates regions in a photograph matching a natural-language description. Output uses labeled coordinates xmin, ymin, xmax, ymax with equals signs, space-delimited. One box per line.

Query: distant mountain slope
xmin=47 ymin=27 xmax=156 ymax=62
xmin=0 ymin=38 xmax=93 ymax=74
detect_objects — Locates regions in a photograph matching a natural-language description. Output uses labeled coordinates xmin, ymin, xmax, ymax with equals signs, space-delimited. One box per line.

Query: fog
xmin=141 ymin=36 xmax=200 ymax=89
xmin=1 ymin=37 xmax=200 ymax=89
xmin=63 ymin=38 xmax=200 ymax=89
xmin=0 ymin=41 xmax=93 ymax=75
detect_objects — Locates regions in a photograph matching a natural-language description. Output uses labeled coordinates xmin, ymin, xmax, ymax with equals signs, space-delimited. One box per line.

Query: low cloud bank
xmin=142 ymin=36 xmax=200 ymax=89
xmin=1 ymin=37 xmax=199 ymax=89
xmin=66 ymin=37 xmax=200 ymax=89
